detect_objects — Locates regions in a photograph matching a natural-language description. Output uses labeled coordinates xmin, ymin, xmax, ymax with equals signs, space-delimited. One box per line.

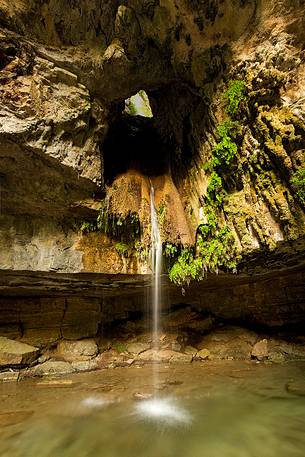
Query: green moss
xmin=114 ymin=242 xmax=130 ymax=257
xmin=113 ymin=342 xmax=127 ymax=353
xmin=291 ymin=168 xmax=305 ymax=205
xmin=223 ymin=80 xmax=247 ymax=117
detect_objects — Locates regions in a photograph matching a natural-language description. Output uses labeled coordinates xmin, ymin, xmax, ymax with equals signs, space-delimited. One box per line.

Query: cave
xmin=1 ymin=1 xmax=305 ymax=454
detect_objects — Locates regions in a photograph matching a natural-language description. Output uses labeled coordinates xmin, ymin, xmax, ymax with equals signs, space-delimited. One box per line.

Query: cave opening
xmin=124 ymin=90 xmax=153 ymax=118
xmin=103 ymin=90 xmax=169 ymax=185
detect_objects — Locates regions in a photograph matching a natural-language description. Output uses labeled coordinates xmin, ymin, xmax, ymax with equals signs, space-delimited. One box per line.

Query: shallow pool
xmin=1 ymin=361 xmax=305 ymax=456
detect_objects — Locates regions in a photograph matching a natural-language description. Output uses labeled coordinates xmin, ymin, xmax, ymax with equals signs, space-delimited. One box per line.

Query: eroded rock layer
xmin=0 ymin=1 xmax=305 ymax=353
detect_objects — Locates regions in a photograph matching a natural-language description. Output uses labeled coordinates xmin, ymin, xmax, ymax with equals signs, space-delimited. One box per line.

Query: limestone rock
xmin=170 ymin=352 xmax=193 ymax=363
xmin=126 ymin=342 xmax=150 ymax=355
xmin=137 ymin=349 xmax=177 ymax=363
xmin=0 ymin=337 xmax=39 ymax=366
xmin=251 ymin=339 xmax=268 ymax=361
xmin=184 ymin=346 xmax=198 ymax=356
xmin=30 ymin=361 xmax=74 ymax=377
xmin=71 ymin=360 xmax=99 ymax=372
xmin=197 ymin=326 xmax=257 ymax=360
xmin=196 ymin=349 xmax=211 ymax=360
xmin=0 ymin=370 xmax=19 ymax=382
xmin=57 ymin=339 xmax=98 ymax=362
xmin=96 ymin=350 xmax=125 ymax=368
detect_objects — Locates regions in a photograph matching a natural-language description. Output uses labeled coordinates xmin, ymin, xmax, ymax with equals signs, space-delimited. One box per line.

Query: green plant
xmin=212 ymin=121 xmax=239 ymax=168
xmin=164 ymin=243 xmax=178 ymax=258
xmin=80 ymin=221 xmax=97 ymax=233
xmin=291 ymin=168 xmax=305 ymax=204
xmin=206 ymin=172 xmax=225 ymax=207
xmin=169 ymin=248 xmax=203 ymax=285
xmin=197 ymin=225 xmax=237 ymax=273
xmin=223 ymin=80 xmax=247 ymax=116
xmin=114 ymin=242 xmax=130 ymax=257
xmin=157 ymin=201 xmax=167 ymax=225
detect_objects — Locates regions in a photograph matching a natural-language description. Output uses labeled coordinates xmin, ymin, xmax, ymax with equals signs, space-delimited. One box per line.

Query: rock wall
xmin=0 ymin=0 xmax=305 ymax=279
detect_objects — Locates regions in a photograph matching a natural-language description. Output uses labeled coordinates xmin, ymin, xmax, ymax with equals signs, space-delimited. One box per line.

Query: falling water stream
xmin=150 ymin=186 xmax=162 ymax=350
xmin=150 ymin=186 xmax=163 ymax=395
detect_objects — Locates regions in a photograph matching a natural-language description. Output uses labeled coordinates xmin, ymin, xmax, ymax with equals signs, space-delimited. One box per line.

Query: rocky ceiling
xmin=0 ymin=0 xmax=305 ymax=277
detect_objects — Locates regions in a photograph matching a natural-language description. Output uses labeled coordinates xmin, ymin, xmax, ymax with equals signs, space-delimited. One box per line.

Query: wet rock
xmin=0 ymin=370 xmax=19 ymax=382
xmin=196 ymin=348 xmax=211 ymax=360
xmin=71 ymin=360 xmax=99 ymax=372
xmin=170 ymin=352 xmax=193 ymax=363
xmin=137 ymin=349 xmax=176 ymax=362
xmin=126 ymin=342 xmax=150 ymax=355
xmin=252 ymin=339 xmax=268 ymax=361
xmin=198 ymin=326 xmax=257 ymax=360
xmin=57 ymin=339 xmax=98 ymax=362
xmin=171 ymin=341 xmax=182 ymax=352
xmin=269 ymin=352 xmax=286 ymax=363
xmin=96 ymin=350 xmax=125 ymax=368
xmin=30 ymin=361 xmax=74 ymax=377
xmin=0 ymin=337 xmax=39 ymax=366
xmin=184 ymin=346 xmax=198 ymax=356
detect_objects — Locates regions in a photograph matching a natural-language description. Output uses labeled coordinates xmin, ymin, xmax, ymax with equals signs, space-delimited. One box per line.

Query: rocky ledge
xmin=1 ymin=308 xmax=305 ymax=382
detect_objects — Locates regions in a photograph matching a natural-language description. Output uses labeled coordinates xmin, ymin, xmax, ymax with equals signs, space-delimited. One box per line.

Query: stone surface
xmin=57 ymin=339 xmax=98 ymax=362
xmin=196 ymin=349 xmax=211 ymax=361
xmin=126 ymin=343 xmax=150 ymax=355
xmin=252 ymin=340 xmax=268 ymax=361
xmin=0 ymin=337 xmax=39 ymax=366
xmin=71 ymin=360 xmax=99 ymax=373
xmin=197 ymin=327 xmax=258 ymax=361
xmin=0 ymin=0 xmax=303 ymax=280
xmin=0 ymin=371 xmax=19 ymax=382
xmin=29 ymin=361 xmax=74 ymax=377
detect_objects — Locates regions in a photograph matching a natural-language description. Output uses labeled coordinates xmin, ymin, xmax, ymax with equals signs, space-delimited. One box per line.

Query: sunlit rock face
xmin=0 ymin=0 xmax=305 ymax=275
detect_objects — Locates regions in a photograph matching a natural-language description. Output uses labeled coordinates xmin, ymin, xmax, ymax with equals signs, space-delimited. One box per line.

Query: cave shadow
xmin=103 ymin=114 xmax=169 ymax=185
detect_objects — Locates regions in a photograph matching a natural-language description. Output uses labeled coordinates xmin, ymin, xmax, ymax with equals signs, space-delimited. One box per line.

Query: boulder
xmin=126 ymin=342 xmax=150 ymax=355
xmin=0 ymin=337 xmax=39 ymax=366
xmin=57 ymin=339 xmax=98 ymax=362
xmin=0 ymin=371 xmax=19 ymax=382
xmin=170 ymin=352 xmax=193 ymax=363
xmin=30 ymin=361 xmax=74 ymax=377
xmin=196 ymin=349 xmax=211 ymax=360
xmin=251 ymin=339 xmax=268 ymax=361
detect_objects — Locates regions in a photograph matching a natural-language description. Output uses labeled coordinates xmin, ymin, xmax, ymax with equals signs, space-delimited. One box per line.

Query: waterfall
xmin=150 ymin=187 xmax=162 ymax=350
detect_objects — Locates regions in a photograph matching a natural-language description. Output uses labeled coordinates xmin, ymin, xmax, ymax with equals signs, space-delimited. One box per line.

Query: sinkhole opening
xmin=103 ymin=90 xmax=169 ymax=185
xmin=124 ymin=90 xmax=153 ymax=118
